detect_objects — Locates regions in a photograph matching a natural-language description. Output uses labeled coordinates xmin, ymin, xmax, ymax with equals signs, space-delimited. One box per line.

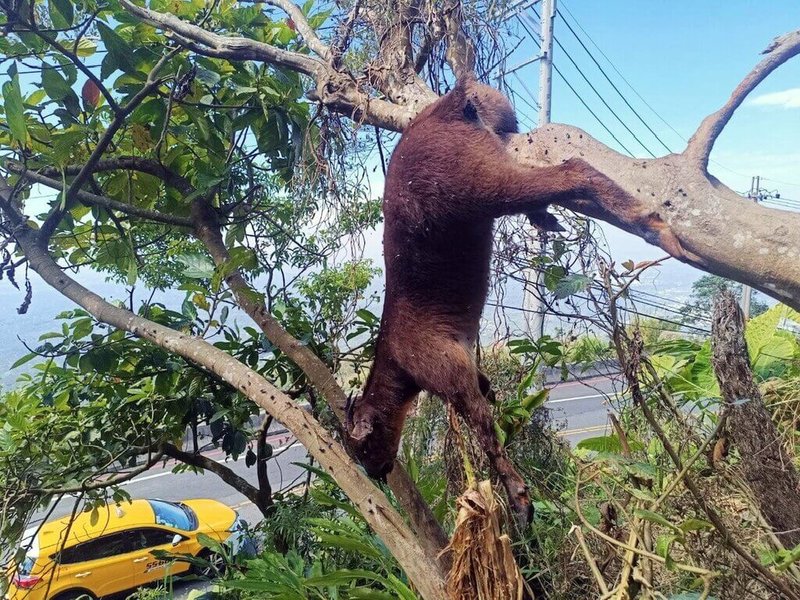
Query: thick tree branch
xmin=120 ymin=0 xmax=324 ymax=77
xmin=441 ymin=0 xmax=475 ymax=78
xmin=687 ymin=29 xmax=800 ymax=169
xmin=0 ymin=182 xmax=447 ymax=600
xmin=364 ymin=0 xmax=438 ymax=111
xmin=163 ymin=442 xmax=274 ymax=516
xmin=121 ymin=0 xmax=417 ymax=131
xmin=513 ymin=124 xmax=800 ymax=311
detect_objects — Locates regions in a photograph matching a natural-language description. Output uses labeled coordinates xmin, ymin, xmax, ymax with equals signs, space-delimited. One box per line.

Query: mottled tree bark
xmin=711 ymin=291 xmax=800 ymax=548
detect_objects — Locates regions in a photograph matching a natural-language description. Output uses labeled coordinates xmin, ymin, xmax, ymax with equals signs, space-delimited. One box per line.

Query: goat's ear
xmin=349 ymin=418 xmax=373 ymax=442
xmin=463 ymin=98 xmax=479 ymax=123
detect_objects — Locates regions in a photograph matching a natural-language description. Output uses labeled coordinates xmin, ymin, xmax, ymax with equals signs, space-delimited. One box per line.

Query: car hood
xmin=183 ymin=499 xmax=237 ymax=533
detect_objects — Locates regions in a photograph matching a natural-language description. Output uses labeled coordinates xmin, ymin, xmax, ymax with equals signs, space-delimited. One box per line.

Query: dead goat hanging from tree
xmin=347 ymin=76 xmax=623 ymax=525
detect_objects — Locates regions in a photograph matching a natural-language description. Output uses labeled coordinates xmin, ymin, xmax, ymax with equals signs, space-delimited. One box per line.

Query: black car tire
xmin=194 ymin=550 xmax=225 ymax=579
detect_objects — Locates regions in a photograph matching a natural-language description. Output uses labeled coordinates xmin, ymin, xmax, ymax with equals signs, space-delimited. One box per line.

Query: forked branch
xmin=687 ymin=30 xmax=800 ymax=169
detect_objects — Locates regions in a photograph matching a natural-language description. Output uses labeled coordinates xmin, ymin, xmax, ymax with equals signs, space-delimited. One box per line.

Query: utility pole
xmin=523 ymin=0 xmax=556 ymax=339
xmin=741 ymin=175 xmax=760 ymax=319
xmin=537 ymin=0 xmax=555 ymax=127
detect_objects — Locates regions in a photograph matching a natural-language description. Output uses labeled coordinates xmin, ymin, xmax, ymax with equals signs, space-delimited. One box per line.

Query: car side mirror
xmin=171 ymin=534 xmax=182 ymax=547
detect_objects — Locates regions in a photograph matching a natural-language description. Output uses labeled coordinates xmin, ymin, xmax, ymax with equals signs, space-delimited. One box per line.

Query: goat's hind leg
xmin=400 ymin=338 xmax=530 ymax=527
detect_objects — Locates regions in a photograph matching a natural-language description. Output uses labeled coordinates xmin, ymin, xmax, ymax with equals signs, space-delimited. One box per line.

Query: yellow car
xmin=6 ymin=498 xmax=251 ymax=600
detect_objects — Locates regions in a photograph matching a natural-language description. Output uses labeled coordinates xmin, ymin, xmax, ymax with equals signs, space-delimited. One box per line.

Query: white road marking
xmin=546 ymin=392 xmax=617 ymax=404
xmin=121 ymin=442 xmax=304 ymax=487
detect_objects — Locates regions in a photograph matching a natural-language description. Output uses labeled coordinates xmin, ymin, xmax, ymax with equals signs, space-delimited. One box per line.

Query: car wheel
xmin=194 ymin=550 xmax=225 ymax=579
xmin=52 ymin=591 xmax=96 ymax=600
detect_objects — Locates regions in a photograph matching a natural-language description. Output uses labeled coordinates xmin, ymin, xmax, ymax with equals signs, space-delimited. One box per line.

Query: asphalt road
xmin=546 ymin=373 xmax=620 ymax=443
xmin=27 ymin=374 xmax=620 ymax=597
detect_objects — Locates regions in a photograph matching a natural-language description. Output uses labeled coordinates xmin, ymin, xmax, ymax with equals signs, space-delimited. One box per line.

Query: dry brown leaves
xmin=444 ymin=480 xmax=525 ymax=600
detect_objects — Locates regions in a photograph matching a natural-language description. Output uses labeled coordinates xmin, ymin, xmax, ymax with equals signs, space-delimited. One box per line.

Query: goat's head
xmin=345 ymin=395 xmax=400 ymax=481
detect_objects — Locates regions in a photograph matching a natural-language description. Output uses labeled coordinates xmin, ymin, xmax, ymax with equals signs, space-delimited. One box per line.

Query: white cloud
xmin=749 ymin=88 xmax=800 ymax=109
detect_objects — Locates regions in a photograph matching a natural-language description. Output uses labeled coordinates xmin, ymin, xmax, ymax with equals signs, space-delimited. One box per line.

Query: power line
xmin=761 ymin=176 xmax=800 ymax=189
xmin=511 ymin=71 xmax=541 ymax=110
xmin=556 ymin=0 xmax=759 ymax=182
xmin=618 ymin=307 xmax=710 ymax=335
xmin=551 ymin=62 xmax=635 ymax=156
xmin=627 ymin=292 xmax=711 ymax=324
xmin=486 ymin=299 xmax=710 ymax=335
xmin=556 ymin=8 xmax=672 ymax=154
xmin=524 ymin=7 xmax=635 ymax=157
xmin=552 ymin=34 xmax=657 ymax=158
xmin=558 ymin=0 xmax=686 ymax=144
xmin=763 ymin=199 xmax=800 ymax=211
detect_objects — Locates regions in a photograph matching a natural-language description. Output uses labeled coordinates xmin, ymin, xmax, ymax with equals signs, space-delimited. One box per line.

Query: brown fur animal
xmin=347 ymin=76 xmax=620 ymax=525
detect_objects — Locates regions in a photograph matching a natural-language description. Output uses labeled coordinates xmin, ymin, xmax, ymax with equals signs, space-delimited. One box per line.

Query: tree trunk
xmin=711 ymin=290 xmax=800 ymax=548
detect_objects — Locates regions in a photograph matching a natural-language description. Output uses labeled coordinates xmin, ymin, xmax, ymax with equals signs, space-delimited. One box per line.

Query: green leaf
xmin=49 ymin=0 xmax=74 ymax=28
xmin=3 ymin=74 xmax=28 ymax=145
xmin=42 ymin=66 xmax=74 ymax=101
xmin=197 ymin=532 xmax=225 ymax=555
xmin=635 ymin=509 xmax=681 ymax=533
xmin=678 ymin=518 xmax=712 ymax=533
xmin=577 ymin=435 xmax=624 ymax=454
xmin=126 ymin=259 xmax=138 ymax=286
xmin=177 ymin=253 xmax=215 ymax=279
xmin=76 ymin=38 xmax=97 ymax=57
xmin=520 ymin=388 xmax=548 ymax=411
xmin=554 ymin=273 xmax=592 ymax=300
xmin=656 ymin=534 xmax=678 ymax=571
xmin=97 ymin=22 xmax=138 ymax=77
xmin=10 ymin=353 xmax=37 ymax=370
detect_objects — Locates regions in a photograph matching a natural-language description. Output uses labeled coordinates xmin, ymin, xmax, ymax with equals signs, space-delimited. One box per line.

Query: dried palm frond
xmin=444 ymin=479 xmax=525 ymax=600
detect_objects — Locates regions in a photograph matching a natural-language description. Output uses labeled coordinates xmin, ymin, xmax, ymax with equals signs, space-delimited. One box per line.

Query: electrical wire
xmin=524 ymin=7 xmax=636 ymax=157
xmin=486 ymin=299 xmax=711 ymax=335
xmin=763 ymin=199 xmax=800 ymax=211
xmin=761 ymin=176 xmax=800 ymax=189
xmin=511 ymin=71 xmax=541 ymax=110
xmin=558 ymin=0 xmax=686 ymax=144
xmin=552 ymin=34 xmax=657 ymax=158
xmin=557 ymin=8 xmax=673 ymax=154
xmin=551 ymin=62 xmax=635 ymax=157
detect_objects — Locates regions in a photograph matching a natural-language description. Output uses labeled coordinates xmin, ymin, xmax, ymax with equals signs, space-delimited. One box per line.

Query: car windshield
xmin=147 ymin=500 xmax=197 ymax=531
xmin=17 ymin=555 xmax=36 ymax=576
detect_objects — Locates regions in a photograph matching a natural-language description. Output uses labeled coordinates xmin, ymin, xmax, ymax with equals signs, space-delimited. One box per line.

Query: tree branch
xmin=38 ymin=50 xmax=178 ymax=243
xmin=34 ymin=446 xmax=166 ymax=494
xmin=121 ymin=0 xmax=417 ymax=131
xmin=5 ymin=162 xmax=193 ymax=227
xmin=162 ymin=442 xmax=273 ymax=516
xmin=120 ymin=0 xmax=324 ymax=77
xmin=263 ymin=0 xmax=332 ymax=61
xmin=441 ymin=0 xmax=475 ymax=78
xmin=514 ymin=123 xmax=800 ymax=312
xmin=686 ymin=29 xmax=800 ymax=169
